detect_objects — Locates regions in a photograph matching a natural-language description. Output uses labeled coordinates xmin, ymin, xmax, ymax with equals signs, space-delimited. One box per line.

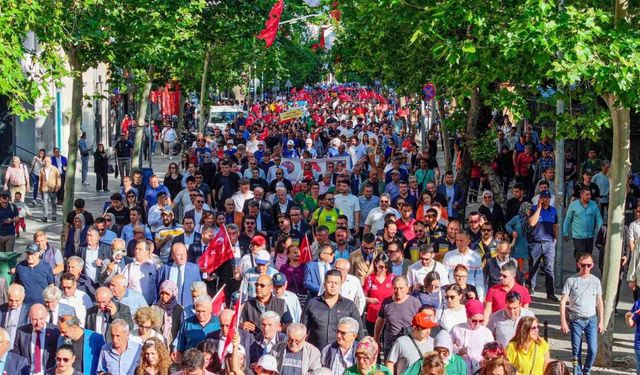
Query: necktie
xmin=177 ymin=265 xmax=184 ymax=300
xmin=102 ymin=312 xmax=109 ymax=335
xmin=34 ymin=331 xmax=42 ymax=373
xmin=49 ymin=311 xmax=54 ymax=324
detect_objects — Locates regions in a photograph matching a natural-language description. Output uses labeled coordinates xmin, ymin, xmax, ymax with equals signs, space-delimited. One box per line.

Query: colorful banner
xmin=281 ymin=156 xmax=351 ymax=182
xmin=279 ymin=107 xmax=305 ymax=121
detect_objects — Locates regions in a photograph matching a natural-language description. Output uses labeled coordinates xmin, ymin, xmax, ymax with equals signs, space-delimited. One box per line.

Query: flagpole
xmin=278 ymin=13 xmax=322 ymax=25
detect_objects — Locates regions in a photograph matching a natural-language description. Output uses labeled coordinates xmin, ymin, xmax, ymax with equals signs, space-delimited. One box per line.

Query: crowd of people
xmin=0 ymin=84 xmax=639 ymax=375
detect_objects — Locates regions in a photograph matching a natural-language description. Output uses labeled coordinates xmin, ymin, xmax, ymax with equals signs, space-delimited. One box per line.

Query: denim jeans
xmin=527 ymin=241 xmax=556 ymax=295
xmin=43 ymin=191 xmax=57 ymax=219
xmin=81 ymin=156 xmax=89 ymax=183
xmin=569 ymin=315 xmax=597 ymax=375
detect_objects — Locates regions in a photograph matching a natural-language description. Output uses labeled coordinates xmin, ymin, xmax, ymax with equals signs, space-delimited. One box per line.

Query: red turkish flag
xmin=299 ymin=234 xmax=312 ymax=265
xmin=257 ymin=0 xmax=285 ymax=48
xmin=210 ymin=286 xmax=226 ymax=315
xmin=222 ymin=291 xmax=241 ymax=355
xmin=198 ymin=225 xmax=234 ymax=274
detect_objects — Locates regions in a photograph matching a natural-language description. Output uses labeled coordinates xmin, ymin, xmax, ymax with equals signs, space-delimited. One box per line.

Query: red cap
xmin=412 ymin=312 xmax=438 ymax=329
xmin=251 ymin=236 xmax=266 ymax=247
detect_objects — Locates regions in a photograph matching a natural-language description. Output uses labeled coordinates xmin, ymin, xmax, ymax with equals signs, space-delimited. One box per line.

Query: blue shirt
xmin=98 ymin=342 xmax=141 ymax=375
xmin=0 ymin=351 xmax=7 ymax=375
xmin=176 ymin=316 xmax=221 ymax=352
xmin=358 ymin=196 xmax=380 ymax=227
xmin=144 ymin=185 xmax=170 ymax=208
xmin=121 ymin=223 xmax=152 ymax=245
xmin=14 ymin=260 xmax=54 ymax=305
xmin=563 ymin=199 xmax=603 ymax=239
xmin=99 ymin=230 xmax=118 ymax=245
xmin=529 ymin=205 xmax=558 ymax=242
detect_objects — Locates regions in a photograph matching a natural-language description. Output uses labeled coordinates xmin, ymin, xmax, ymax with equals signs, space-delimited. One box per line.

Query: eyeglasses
xmin=530 ymin=325 xmax=539 ymax=331
xmin=579 ymin=263 xmax=594 ymax=268
xmin=196 ymin=200 xmax=205 ymax=204
xmin=469 ymin=220 xmax=478 ymax=224
xmin=138 ymin=325 xmax=153 ymax=330
xmin=380 ymin=200 xmax=389 ymax=203
xmin=481 ymin=228 xmax=492 ymax=232
xmin=388 ymin=249 xmax=401 ymax=253
xmin=483 ymin=196 xmax=492 ymax=199
xmin=336 ymin=329 xmax=352 ymax=336
xmin=56 ymin=357 xmax=72 ymax=363
xmin=454 ymin=273 xmax=467 ymax=278
xmin=471 ymin=319 xmax=484 ymax=324
xmin=288 ymin=338 xmax=304 ymax=345
xmin=362 ymin=245 xmax=374 ymax=250
xmin=322 ymin=251 xmax=335 ymax=256
xmin=256 ymin=283 xmax=269 ymax=288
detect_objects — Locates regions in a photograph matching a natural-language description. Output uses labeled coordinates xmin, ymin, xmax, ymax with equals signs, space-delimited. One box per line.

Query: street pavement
xmin=14 ymin=147 xmax=636 ymax=374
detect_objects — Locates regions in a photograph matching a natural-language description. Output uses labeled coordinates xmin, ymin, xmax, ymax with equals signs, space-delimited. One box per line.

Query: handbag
xmin=108 ymin=164 xmax=115 ymax=174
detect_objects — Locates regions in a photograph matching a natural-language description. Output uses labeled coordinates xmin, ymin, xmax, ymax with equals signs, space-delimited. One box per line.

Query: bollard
xmin=543 ymin=320 xmax=548 ymax=341
xmin=572 ymin=356 xmax=579 ymax=375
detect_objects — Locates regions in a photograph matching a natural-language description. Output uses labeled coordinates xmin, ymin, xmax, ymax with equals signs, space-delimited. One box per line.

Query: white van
xmin=207 ymin=105 xmax=244 ymax=133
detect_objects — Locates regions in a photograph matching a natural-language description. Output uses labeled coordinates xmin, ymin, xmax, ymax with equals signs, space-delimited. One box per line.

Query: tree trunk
xmin=198 ymin=46 xmax=211 ymax=133
xmin=437 ymin=98 xmax=453 ymax=174
xmin=455 ymin=87 xmax=480 ymax=217
xmin=480 ymin=163 xmax=506 ymax=208
xmin=61 ymin=46 xmax=82 ymax=236
xmin=131 ymin=65 xmax=155 ymax=171
xmin=595 ymin=94 xmax=630 ymax=367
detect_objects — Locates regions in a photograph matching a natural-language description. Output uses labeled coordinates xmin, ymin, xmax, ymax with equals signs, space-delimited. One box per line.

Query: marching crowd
xmin=1 ymin=85 xmax=640 ymax=375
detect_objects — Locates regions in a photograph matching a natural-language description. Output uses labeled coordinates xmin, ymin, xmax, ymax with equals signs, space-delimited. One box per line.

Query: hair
xmin=42 ymin=285 xmax=62 ymax=302
xmin=110 ymin=318 xmax=130 ymax=333
xmin=576 ymin=252 xmax=593 ymax=262
xmin=481 ymin=341 xmax=505 ymax=359
xmin=453 ymin=264 xmax=468 ymax=274
xmin=136 ymin=337 xmax=171 ymax=375
xmin=420 ymin=352 xmax=445 ymax=375
xmin=67 ymin=256 xmax=84 ymax=268
xmin=59 ymin=314 xmax=81 ymax=328
xmin=444 ymin=284 xmax=463 ymax=295
xmin=325 ymin=269 xmax=342 ymax=281
xmin=510 ymin=316 xmax=541 ymax=350
xmin=480 ymin=357 xmax=516 ymax=375
xmin=196 ymin=340 xmax=222 ymax=373
xmin=393 ymin=275 xmax=409 ymax=287
xmin=74 ymin=199 xmax=86 ymax=209
xmin=261 ymin=310 xmax=281 ymax=324
xmin=134 ymin=307 xmax=161 ymax=330
xmin=338 ymin=317 xmax=360 ymax=334
xmin=286 ymin=322 xmax=307 ymax=336
xmin=181 ymin=348 xmax=205 ymax=372
xmin=501 ymin=262 xmax=517 ymax=276
xmin=56 ymin=343 xmax=76 ymax=359
xmin=190 ymin=281 xmax=208 ymax=295
xmin=543 ymin=360 xmax=571 ymax=375
xmin=194 ymin=295 xmax=213 ymax=307
xmin=424 ymin=271 xmax=441 ymax=287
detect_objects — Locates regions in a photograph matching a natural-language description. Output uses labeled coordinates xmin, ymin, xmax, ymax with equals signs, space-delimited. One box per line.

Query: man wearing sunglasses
xmin=559 ymin=252 xmax=604 ymax=375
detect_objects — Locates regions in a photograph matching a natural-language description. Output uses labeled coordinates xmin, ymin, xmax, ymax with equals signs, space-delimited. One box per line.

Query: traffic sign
xmin=422 ymin=83 xmax=436 ymax=101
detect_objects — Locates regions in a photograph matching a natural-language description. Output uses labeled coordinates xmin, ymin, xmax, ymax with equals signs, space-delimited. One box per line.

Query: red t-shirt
xmin=486 ymin=282 xmax=531 ymax=313
xmin=396 ymin=218 xmax=416 ymax=242
xmin=363 ymin=273 xmax=395 ymax=323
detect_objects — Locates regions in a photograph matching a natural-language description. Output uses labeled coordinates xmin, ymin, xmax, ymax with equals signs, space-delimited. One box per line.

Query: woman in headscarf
xmin=450 ymin=299 xmax=495 ymax=374
xmin=154 ymin=279 xmax=184 ymax=346
xmin=64 ymin=214 xmax=87 ymax=258
xmin=344 ymin=336 xmax=392 ymax=375
xmin=505 ymin=202 xmax=532 ymax=271
xmin=478 ymin=190 xmax=505 ymax=232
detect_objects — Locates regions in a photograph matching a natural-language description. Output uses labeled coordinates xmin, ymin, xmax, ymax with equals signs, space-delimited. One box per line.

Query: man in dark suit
xmin=246 ymin=201 xmax=274 ymax=236
xmin=0 ymin=284 xmax=30 ymax=347
xmin=271 ymin=187 xmax=294 ymax=218
xmin=157 ymin=243 xmax=202 ymax=307
xmin=289 ymin=206 xmax=311 ymax=239
xmin=242 ymin=188 xmax=273 ymax=215
xmin=66 ymin=256 xmax=97 ymax=301
xmin=12 ymin=304 xmax=60 ymax=373
xmin=85 ymin=287 xmax=133 ymax=343
xmin=0 ymin=328 xmax=29 ymax=375
xmin=248 ymin=310 xmax=287 ymax=364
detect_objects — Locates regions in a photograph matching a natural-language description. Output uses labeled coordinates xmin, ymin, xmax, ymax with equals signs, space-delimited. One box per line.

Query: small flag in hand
xmin=222 ymin=289 xmax=241 ymax=355
xmin=299 ymin=234 xmax=312 ymax=265
xmin=211 ymin=285 xmax=226 ymax=315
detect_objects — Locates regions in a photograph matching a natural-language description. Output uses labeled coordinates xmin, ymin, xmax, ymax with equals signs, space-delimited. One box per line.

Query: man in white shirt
xmin=364 ymin=193 xmax=400 ymax=234
xmin=407 ymin=244 xmax=449 ymax=291
xmin=122 ymin=240 xmax=159 ymax=305
xmin=319 ymin=258 xmax=365 ymax=315
xmin=443 ymin=232 xmax=485 ymax=300
xmin=42 ymin=285 xmax=76 ymax=326
xmin=59 ymin=272 xmax=90 ymax=327
xmin=232 ymin=178 xmax=255 ymax=212
xmin=334 ymin=180 xmax=360 ymax=235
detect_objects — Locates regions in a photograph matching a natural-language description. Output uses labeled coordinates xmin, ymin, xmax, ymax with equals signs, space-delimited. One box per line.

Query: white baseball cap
xmin=257 ymin=355 xmax=279 ymax=373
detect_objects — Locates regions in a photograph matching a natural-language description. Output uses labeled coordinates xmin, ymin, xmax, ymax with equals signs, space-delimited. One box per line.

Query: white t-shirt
xmin=334 ymin=193 xmax=360 ymax=229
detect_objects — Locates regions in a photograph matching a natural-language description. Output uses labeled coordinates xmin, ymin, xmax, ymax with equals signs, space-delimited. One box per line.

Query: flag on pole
xmin=210 ymin=285 xmax=226 ymax=315
xmin=257 ymin=0 xmax=285 ymax=48
xmin=222 ymin=285 xmax=242 ymax=355
xmin=198 ymin=225 xmax=234 ymax=274
xmin=299 ymin=234 xmax=312 ymax=265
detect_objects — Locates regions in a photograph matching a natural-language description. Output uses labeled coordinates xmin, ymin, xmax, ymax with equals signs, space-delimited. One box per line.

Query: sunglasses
xmin=530 ymin=325 xmax=539 ymax=331
xmin=471 ymin=319 xmax=484 ymax=324
xmin=579 ymin=263 xmax=594 ymax=268
xmin=56 ymin=357 xmax=71 ymax=363
xmin=362 ymin=245 xmax=374 ymax=250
